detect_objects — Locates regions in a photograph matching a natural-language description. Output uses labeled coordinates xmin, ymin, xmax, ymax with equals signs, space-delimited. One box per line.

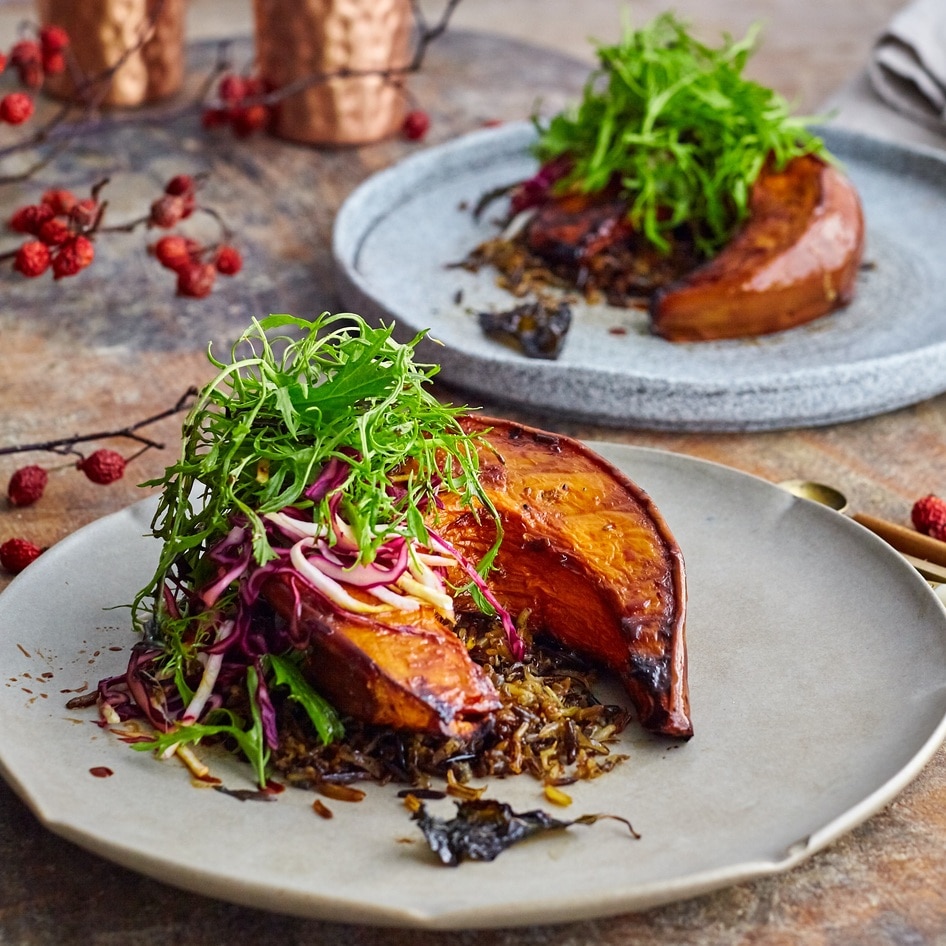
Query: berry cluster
xmin=6 ymin=449 xmax=127 ymax=509
xmin=146 ymin=174 xmax=242 ymax=297
xmin=911 ymin=494 xmax=946 ymax=542
xmin=2 ymin=448 xmax=127 ymax=575
xmin=201 ymin=71 xmax=434 ymax=143
xmin=0 ymin=389 xmax=196 ymax=576
xmin=8 ymin=186 xmax=100 ymax=280
xmin=4 ymin=174 xmax=242 ymax=296
xmin=152 ymin=235 xmax=242 ymax=298
xmin=0 ymin=25 xmax=70 ymax=126
xmin=202 ymin=72 xmax=272 ymax=137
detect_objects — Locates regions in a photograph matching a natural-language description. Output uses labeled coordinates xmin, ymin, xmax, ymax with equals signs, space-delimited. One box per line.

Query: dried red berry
xmin=8 ymin=203 xmax=54 ymax=234
xmin=37 ymin=217 xmax=72 ymax=246
xmin=10 ymin=40 xmax=40 ymax=64
xmin=911 ymin=494 xmax=946 ymax=542
xmin=0 ymin=538 xmax=42 ymax=575
xmin=13 ymin=240 xmax=51 ymax=277
xmin=0 ymin=92 xmax=35 ymax=125
xmin=76 ymin=449 xmax=126 ymax=485
xmin=9 ymin=40 xmax=41 ymax=87
xmin=7 ymin=465 xmax=48 ymax=507
xmin=176 ymin=261 xmax=217 ymax=298
xmin=0 ymin=51 xmax=7 ymax=74
xmin=41 ymin=50 xmax=65 ymax=75
xmin=215 ymin=244 xmax=242 ymax=276
xmin=52 ymin=235 xmax=94 ymax=279
xmin=149 ymin=194 xmax=187 ymax=228
xmin=179 ymin=191 xmax=196 ymax=219
xmin=165 ymin=174 xmax=195 ymax=197
xmin=218 ymin=73 xmax=247 ymax=104
xmin=402 ymin=109 xmax=431 ymax=141
xmin=152 ymin=234 xmax=200 ymax=271
xmin=69 ymin=197 xmax=99 ymax=230
xmin=10 ymin=39 xmax=42 ymax=76
xmin=230 ymin=104 xmax=269 ymax=138
xmin=39 ymin=25 xmax=70 ymax=54
xmin=41 ymin=188 xmax=77 ymax=216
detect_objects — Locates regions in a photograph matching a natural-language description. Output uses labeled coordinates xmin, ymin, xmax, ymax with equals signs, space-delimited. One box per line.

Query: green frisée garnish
xmin=137 ymin=312 xmax=495 ymax=617
xmin=532 ymin=12 xmax=827 ymax=257
xmin=96 ymin=313 xmax=520 ymax=788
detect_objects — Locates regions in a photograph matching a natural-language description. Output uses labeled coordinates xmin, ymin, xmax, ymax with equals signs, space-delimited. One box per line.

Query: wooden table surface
xmin=3 ymin=15 xmax=946 ymax=946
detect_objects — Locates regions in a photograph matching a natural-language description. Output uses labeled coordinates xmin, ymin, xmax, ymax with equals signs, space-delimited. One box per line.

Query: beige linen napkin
xmin=869 ymin=0 xmax=946 ymax=133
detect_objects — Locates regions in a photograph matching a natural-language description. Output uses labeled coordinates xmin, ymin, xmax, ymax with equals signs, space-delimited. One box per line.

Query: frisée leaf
xmin=265 ymin=653 xmax=344 ymax=745
xmin=532 ymin=12 xmax=827 ymax=257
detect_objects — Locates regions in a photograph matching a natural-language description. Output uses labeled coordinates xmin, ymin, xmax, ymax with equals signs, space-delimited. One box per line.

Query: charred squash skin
xmin=262 ymin=577 xmax=501 ymax=740
xmin=445 ymin=417 xmax=692 ymax=739
xmin=650 ymin=154 xmax=865 ymax=342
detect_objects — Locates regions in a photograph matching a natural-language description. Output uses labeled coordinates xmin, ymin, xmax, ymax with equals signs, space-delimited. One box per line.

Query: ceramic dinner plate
xmin=0 ymin=446 xmax=945 ymax=928
xmin=334 ymin=123 xmax=946 ymax=431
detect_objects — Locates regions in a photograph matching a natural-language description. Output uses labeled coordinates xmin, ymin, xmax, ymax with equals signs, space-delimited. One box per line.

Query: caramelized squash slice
xmin=263 ymin=578 xmax=501 ymax=739
xmin=444 ymin=417 xmax=691 ymax=739
xmin=651 ymin=154 xmax=865 ymax=342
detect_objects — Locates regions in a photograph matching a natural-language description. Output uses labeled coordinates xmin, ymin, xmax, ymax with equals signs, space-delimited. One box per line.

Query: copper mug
xmin=36 ymin=0 xmax=186 ymax=108
xmin=252 ymin=0 xmax=413 ymax=146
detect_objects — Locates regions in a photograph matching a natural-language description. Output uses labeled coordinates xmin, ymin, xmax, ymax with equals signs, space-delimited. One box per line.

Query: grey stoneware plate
xmin=333 ymin=123 xmax=946 ymax=431
xmin=1 ymin=446 xmax=945 ymax=928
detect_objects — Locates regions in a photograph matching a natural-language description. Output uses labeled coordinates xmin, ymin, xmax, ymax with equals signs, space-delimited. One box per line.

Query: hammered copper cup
xmin=252 ymin=0 xmax=413 ymax=146
xmin=36 ymin=0 xmax=185 ymax=108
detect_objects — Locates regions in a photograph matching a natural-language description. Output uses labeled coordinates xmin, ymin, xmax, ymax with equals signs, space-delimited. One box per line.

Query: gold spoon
xmin=779 ymin=479 xmax=849 ymax=514
xmin=778 ymin=479 xmax=946 ymax=585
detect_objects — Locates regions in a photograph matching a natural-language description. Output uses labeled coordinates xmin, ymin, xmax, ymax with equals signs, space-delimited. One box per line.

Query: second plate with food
xmin=333 ymin=123 xmax=946 ymax=431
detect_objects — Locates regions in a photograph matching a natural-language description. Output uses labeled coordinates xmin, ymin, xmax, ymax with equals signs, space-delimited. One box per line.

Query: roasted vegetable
xmin=101 ymin=315 xmax=690 ymax=794
xmin=265 ymin=415 xmax=691 ymax=742
xmin=441 ymin=417 xmax=691 ymax=739
xmin=262 ymin=578 xmax=501 ymax=739
xmin=530 ymin=13 xmax=827 ymax=259
xmin=650 ymin=154 xmax=865 ymax=341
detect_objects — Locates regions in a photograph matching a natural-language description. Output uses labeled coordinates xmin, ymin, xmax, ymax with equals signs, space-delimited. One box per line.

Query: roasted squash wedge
xmin=443 ymin=417 xmax=691 ymax=739
xmin=650 ymin=154 xmax=865 ymax=342
xmin=263 ymin=577 xmax=502 ymax=739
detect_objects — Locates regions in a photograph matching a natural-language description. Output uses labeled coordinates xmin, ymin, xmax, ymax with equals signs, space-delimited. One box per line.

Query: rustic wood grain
xmin=1 ymin=25 xmax=946 ymax=946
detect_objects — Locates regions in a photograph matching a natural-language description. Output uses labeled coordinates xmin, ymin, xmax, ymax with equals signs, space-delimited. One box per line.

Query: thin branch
xmin=0 ymin=387 xmax=197 ymax=458
xmin=408 ymin=0 xmax=465 ymax=70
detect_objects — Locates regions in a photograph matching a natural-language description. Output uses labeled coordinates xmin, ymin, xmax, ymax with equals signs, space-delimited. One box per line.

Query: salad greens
xmin=102 ymin=313 xmax=511 ymax=787
xmin=532 ymin=12 xmax=827 ymax=257
xmin=137 ymin=312 xmax=491 ymax=613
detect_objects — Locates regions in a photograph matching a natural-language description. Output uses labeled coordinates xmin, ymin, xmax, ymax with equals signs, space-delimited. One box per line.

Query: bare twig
xmin=0 ymin=387 xmax=197 ymax=459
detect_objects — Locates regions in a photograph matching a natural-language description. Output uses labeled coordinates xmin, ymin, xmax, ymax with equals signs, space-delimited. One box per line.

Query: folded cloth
xmin=869 ymin=0 xmax=946 ymax=133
